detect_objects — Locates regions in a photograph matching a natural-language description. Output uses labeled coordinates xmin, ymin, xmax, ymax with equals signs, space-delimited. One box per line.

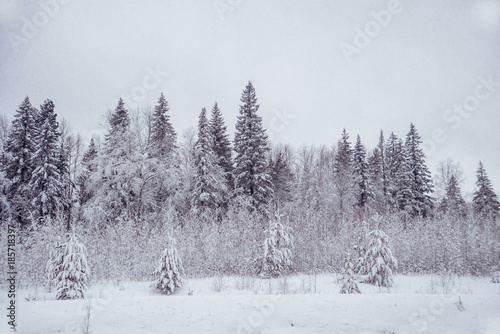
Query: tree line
xmin=1 ymin=81 xmax=499 ymax=285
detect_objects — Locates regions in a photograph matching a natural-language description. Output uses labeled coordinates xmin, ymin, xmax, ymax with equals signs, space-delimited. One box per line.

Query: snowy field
xmin=2 ymin=274 xmax=499 ymax=334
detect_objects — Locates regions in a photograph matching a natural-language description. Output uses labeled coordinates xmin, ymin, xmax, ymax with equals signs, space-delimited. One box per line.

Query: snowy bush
xmin=364 ymin=229 xmax=397 ymax=287
xmin=55 ymin=233 xmax=90 ymax=300
xmin=46 ymin=239 xmax=64 ymax=290
xmin=340 ymin=254 xmax=361 ymax=294
xmin=152 ymin=235 xmax=184 ymax=294
xmin=255 ymin=214 xmax=293 ymax=278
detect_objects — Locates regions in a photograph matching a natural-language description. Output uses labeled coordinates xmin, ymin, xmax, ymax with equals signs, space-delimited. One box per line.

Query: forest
xmin=1 ymin=81 xmax=499 ymax=290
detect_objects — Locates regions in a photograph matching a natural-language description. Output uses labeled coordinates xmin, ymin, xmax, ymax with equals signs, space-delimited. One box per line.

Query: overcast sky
xmin=1 ymin=0 xmax=499 ymax=196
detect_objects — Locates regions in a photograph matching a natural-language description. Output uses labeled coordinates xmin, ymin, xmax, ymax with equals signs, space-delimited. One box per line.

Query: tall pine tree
xmin=149 ymin=92 xmax=177 ymax=161
xmin=353 ymin=135 xmax=373 ymax=211
xmin=334 ymin=129 xmax=355 ymax=216
xmin=401 ymin=124 xmax=434 ymax=218
xmin=30 ymin=99 xmax=64 ymax=220
xmin=439 ymin=174 xmax=466 ymax=218
xmin=191 ymin=107 xmax=227 ymax=214
xmin=210 ymin=102 xmax=233 ymax=189
xmin=473 ymin=162 xmax=500 ymax=221
xmin=2 ymin=97 xmax=38 ymax=226
xmin=233 ymin=81 xmax=273 ymax=211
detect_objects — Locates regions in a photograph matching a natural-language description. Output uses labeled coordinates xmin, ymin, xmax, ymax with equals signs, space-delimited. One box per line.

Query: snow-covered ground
xmin=2 ymin=274 xmax=499 ymax=334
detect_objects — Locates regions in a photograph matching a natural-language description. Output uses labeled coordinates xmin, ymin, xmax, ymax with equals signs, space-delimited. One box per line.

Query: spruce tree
xmin=334 ymin=129 xmax=355 ymax=216
xmin=385 ymin=132 xmax=404 ymax=212
xmin=364 ymin=229 xmax=397 ymax=287
xmin=76 ymin=138 xmax=98 ymax=207
xmin=30 ymin=99 xmax=64 ymax=220
xmin=255 ymin=213 xmax=293 ymax=278
xmin=340 ymin=253 xmax=361 ymax=294
xmin=149 ymin=92 xmax=177 ymax=160
xmin=268 ymin=145 xmax=294 ymax=204
xmin=353 ymin=135 xmax=373 ymax=210
xmin=106 ymin=98 xmax=131 ymax=157
xmin=152 ymin=235 xmax=184 ymax=295
xmin=473 ymin=162 xmax=500 ymax=221
xmin=401 ymin=123 xmax=434 ymax=218
xmin=2 ymin=97 xmax=38 ymax=226
xmin=440 ymin=175 xmax=467 ymax=217
xmin=55 ymin=233 xmax=90 ymax=300
xmin=191 ymin=107 xmax=227 ymax=213
xmin=233 ymin=81 xmax=273 ymax=211
xmin=210 ymin=102 xmax=233 ymax=188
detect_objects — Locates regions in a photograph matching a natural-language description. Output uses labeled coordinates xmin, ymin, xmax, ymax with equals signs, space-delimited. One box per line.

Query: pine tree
xmin=401 ymin=123 xmax=434 ymax=218
xmin=149 ymin=93 xmax=177 ymax=160
xmin=2 ymin=97 xmax=38 ymax=226
xmin=233 ymin=81 xmax=273 ymax=211
xmin=255 ymin=213 xmax=293 ymax=278
xmin=76 ymin=138 xmax=98 ymax=207
xmin=439 ymin=175 xmax=467 ymax=217
xmin=353 ymin=135 xmax=373 ymax=210
xmin=340 ymin=253 xmax=361 ymax=294
xmin=369 ymin=131 xmax=388 ymax=212
xmin=334 ymin=129 xmax=354 ymax=216
xmin=191 ymin=107 xmax=227 ymax=213
xmin=473 ymin=162 xmax=500 ymax=221
xmin=152 ymin=235 xmax=184 ymax=295
xmin=385 ymin=132 xmax=404 ymax=212
xmin=30 ymin=99 xmax=65 ymax=220
xmin=106 ymin=98 xmax=131 ymax=156
xmin=210 ymin=102 xmax=233 ymax=188
xmin=268 ymin=145 xmax=294 ymax=205
xmin=55 ymin=233 xmax=90 ymax=300
xmin=364 ymin=229 xmax=397 ymax=287
xmin=46 ymin=240 xmax=64 ymax=291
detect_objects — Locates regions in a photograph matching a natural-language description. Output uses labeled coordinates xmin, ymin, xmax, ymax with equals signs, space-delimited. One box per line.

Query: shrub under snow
xmin=255 ymin=214 xmax=293 ymax=278
xmin=53 ymin=233 xmax=90 ymax=300
xmin=340 ymin=254 xmax=361 ymax=294
xmin=364 ymin=229 xmax=397 ymax=287
xmin=152 ymin=235 xmax=184 ymax=294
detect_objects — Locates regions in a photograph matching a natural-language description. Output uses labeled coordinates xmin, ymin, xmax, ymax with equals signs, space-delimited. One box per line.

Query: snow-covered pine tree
xmin=46 ymin=239 xmax=64 ymax=291
xmin=152 ymin=235 xmax=184 ymax=295
xmin=149 ymin=92 xmax=177 ymax=161
xmin=334 ymin=129 xmax=355 ymax=216
xmin=473 ymin=162 xmax=500 ymax=221
xmin=268 ymin=144 xmax=294 ymax=204
xmin=90 ymin=98 xmax=136 ymax=223
xmin=210 ymin=102 xmax=233 ymax=189
xmin=76 ymin=138 xmax=98 ymax=207
xmin=2 ymin=97 xmax=38 ymax=227
xmin=105 ymin=98 xmax=131 ymax=157
xmin=55 ymin=233 xmax=90 ymax=300
xmin=191 ymin=107 xmax=227 ymax=213
xmin=368 ymin=130 xmax=388 ymax=212
xmin=364 ymin=229 xmax=397 ymax=287
xmin=353 ymin=135 xmax=373 ymax=211
xmin=30 ymin=99 xmax=65 ymax=221
xmin=233 ymin=81 xmax=273 ymax=211
xmin=255 ymin=213 xmax=293 ymax=278
xmin=439 ymin=174 xmax=467 ymax=217
xmin=340 ymin=253 xmax=361 ymax=294
xmin=401 ymin=123 xmax=434 ymax=218
xmin=385 ymin=132 xmax=404 ymax=212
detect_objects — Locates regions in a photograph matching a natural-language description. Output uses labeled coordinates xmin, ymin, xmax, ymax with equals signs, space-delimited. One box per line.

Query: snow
xmin=2 ymin=274 xmax=499 ymax=333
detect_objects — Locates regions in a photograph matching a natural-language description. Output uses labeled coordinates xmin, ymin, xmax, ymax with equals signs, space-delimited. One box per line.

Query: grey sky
xmin=1 ymin=0 xmax=499 ymax=195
